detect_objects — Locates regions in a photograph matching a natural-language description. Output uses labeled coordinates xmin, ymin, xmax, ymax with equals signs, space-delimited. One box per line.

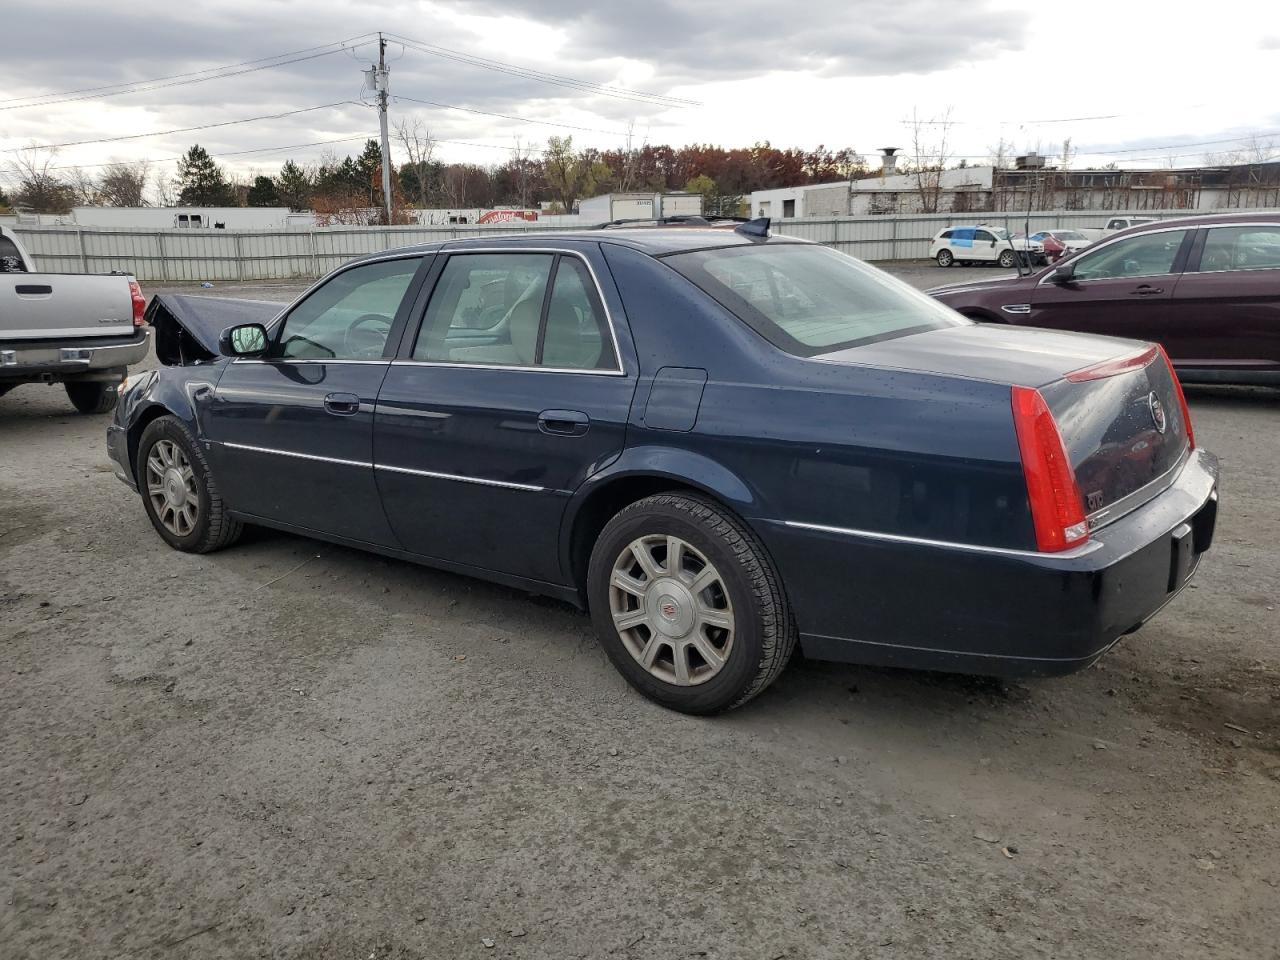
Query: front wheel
xmin=998 ymin=249 xmax=1018 ymax=269
xmin=65 ymin=381 xmax=118 ymax=414
xmin=136 ymin=415 xmax=242 ymax=553
xmin=935 ymin=249 xmax=955 ymax=267
xmin=587 ymin=492 xmax=795 ymax=714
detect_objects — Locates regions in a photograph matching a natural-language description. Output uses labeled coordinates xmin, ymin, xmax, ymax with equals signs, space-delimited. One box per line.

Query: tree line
xmin=2 ymin=134 xmax=869 ymax=221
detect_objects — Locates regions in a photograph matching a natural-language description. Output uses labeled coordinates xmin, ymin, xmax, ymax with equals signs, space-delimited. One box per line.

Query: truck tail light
xmin=1011 ymin=385 xmax=1088 ymax=552
xmin=128 ymin=279 xmax=146 ymax=327
xmin=1156 ymin=344 xmax=1195 ymax=450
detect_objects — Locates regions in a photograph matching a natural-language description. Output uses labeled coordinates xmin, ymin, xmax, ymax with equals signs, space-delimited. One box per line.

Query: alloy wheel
xmin=608 ymin=534 xmax=735 ymax=686
xmin=145 ymin=439 xmax=200 ymax=537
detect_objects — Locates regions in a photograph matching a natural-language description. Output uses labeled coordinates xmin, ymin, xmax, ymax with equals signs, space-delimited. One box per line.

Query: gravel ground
xmin=2 ymin=264 xmax=1277 ymax=960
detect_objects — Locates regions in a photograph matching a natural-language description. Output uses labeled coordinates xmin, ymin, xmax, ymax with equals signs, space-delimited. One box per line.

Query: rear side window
xmin=1199 ymin=226 xmax=1280 ymax=272
xmin=664 ymin=244 xmax=967 ymax=357
xmin=0 ymin=234 xmax=26 ymax=272
xmin=939 ymin=230 xmax=954 ymax=240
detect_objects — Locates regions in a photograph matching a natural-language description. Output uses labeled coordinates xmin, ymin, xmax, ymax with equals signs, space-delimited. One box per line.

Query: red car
xmin=929 ymin=212 xmax=1280 ymax=385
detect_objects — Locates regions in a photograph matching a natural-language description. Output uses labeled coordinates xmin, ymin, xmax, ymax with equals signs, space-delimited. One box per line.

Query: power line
xmin=385 ymin=32 xmax=697 ymax=107
xmin=1 ymin=101 xmax=362 ymax=153
xmin=393 ymin=94 xmax=629 ymax=137
xmin=0 ymin=35 xmax=378 ymax=107
xmin=0 ymin=44 xmax=375 ymax=113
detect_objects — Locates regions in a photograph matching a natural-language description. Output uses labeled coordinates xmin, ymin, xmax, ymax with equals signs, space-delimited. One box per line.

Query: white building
xmin=576 ymin=192 xmax=702 ymax=224
xmin=751 ymin=167 xmax=997 ymax=219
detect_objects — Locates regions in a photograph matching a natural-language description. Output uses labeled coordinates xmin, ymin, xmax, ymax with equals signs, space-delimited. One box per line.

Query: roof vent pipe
xmin=879 ymin=147 xmax=901 ymax=175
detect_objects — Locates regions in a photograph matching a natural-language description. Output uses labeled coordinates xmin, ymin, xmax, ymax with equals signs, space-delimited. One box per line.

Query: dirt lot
xmin=2 ymin=266 xmax=1277 ymax=960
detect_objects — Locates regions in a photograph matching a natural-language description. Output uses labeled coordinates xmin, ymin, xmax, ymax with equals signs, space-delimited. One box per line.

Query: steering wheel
xmin=343 ymin=313 xmax=392 ymax=358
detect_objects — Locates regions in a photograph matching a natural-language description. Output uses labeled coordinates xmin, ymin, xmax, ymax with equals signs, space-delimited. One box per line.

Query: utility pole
xmin=373 ymin=33 xmax=394 ymax=224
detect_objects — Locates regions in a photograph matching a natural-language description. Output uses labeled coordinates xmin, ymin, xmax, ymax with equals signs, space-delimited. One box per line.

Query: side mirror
xmin=220 ymin=323 xmax=269 ymax=357
xmin=990 ymin=239 xmax=997 ymax=247
xmin=1049 ymin=264 xmax=1075 ymax=285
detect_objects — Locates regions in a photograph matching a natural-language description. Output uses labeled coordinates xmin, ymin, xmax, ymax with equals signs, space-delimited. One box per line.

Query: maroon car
xmin=928 ymin=212 xmax=1280 ymax=384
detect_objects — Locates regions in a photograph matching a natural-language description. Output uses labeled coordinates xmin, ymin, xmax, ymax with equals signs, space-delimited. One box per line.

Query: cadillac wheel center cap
xmin=646 ymin=579 xmax=696 ymax=638
xmin=1148 ymin=392 xmax=1167 ymax=434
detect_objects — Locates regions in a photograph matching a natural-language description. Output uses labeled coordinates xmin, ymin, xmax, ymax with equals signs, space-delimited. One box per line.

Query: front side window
xmin=1071 ymin=230 xmax=1189 ymax=281
xmin=1199 ymin=226 xmax=1280 ymax=272
xmin=974 ymin=229 xmax=996 ymax=243
xmin=275 ymin=257 xmax=419 ymax=360
xmin=413 ymin=253 xmax=615 ymax=370
xmin=665 ymin=243 xmax=968 ymax=357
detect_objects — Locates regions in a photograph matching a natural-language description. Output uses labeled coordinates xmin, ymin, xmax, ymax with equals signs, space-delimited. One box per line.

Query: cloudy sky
xmin=1 ymin=0 xmax=1277 ymax=192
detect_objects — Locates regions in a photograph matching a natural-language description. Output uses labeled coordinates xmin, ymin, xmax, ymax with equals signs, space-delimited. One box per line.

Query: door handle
xmin=323 ymin=392 xmax=361 ymax=416
xmin=1130 ymin=285 xmax=1164 ymax=296
xmin=538 ymin=409 xmax=590 ymax=437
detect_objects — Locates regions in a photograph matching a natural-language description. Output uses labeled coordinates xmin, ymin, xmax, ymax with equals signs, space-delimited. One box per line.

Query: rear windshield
xmin=663 ymin=243 xmax=967 ymax=356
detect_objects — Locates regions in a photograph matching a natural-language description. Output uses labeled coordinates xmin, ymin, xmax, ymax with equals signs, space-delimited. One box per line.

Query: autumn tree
xmin=175 ymin=145 xmax=236 ymax=206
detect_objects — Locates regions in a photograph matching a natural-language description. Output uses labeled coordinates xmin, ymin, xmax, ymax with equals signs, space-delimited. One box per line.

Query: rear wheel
xmin=587 ymin=492 xmax=795 ymax=714
xmin=137 ymin=415 xmax=242 ymax=553
xmin=935 ymin=249 xmax=955 ymax=267
xmin=65 ymin=381 xmax=118 ymax=414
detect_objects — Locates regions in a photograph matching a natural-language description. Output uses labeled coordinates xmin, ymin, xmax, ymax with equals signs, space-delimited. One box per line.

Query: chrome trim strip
xmin=217 ymin=441 xmax=546 ymax=492
xmin=412 ymin=247 xmax=626 ymax=374
xmin=232 ymin=358 xmax=389 ymax=365
xmin=389 ymin=359 xmax=626 ymax=377
xmin=781 ymin=520 xmax=1102 ymax=559
xmin=375 ymin=463 xmax=544 ymax=492
xmin=221 ymin=441 xmax=369 ymax=469
xmin=1000 ymin=303 xmax=1031 ymax=314
xmin=1086 ymin=445 xmax=1191 ymax=532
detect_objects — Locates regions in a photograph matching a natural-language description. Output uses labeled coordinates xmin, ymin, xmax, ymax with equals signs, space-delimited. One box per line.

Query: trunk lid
xmin=816 ymin=324 xmax=1191 ymax=520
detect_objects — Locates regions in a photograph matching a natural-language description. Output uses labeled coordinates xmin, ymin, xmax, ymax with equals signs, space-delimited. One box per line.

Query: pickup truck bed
xmin=1 ymin=225 xmax=150 ymax=413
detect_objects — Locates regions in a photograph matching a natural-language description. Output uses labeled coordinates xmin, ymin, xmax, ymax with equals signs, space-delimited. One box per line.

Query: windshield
xmin=991 ymin=228 xmax=1012 ymax=240
xmin=663 ymin=243 xmax=968 ymax=357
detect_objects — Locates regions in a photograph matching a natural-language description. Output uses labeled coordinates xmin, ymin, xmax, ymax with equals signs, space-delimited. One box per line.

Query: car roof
xmin=1105 ymin=210 xmax=1280 ymax=238
xmin=346 ymin=226 xmax=809 ymax=266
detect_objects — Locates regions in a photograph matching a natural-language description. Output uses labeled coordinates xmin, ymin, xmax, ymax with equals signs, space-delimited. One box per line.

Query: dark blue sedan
xmin=107 ymin=223 xmax=1219 ymax=713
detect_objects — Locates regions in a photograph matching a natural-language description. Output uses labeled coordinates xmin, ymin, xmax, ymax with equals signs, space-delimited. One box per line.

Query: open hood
xmin=145 ymin=294 xmax=282 ymax=365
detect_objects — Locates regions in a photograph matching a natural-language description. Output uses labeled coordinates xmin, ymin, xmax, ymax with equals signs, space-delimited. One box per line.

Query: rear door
xmin=1167 ymin=223 xmax=1280 ymax=372
xmin=373 ymin=243 xmax=637 ymax=586
xmin=1027 ymin=227 xmax=1193 ymax=340
xmin=204 ymin=255 xmax=428 ymax=545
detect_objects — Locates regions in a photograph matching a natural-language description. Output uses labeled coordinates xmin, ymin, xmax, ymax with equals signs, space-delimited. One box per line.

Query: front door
xmin=374 ymin=246 xmax=636 ymax=586
xmin=1028 ymin=228 xmax=1193 ymax=342
xmin=204 ymin=255 xmax=427 ymax=545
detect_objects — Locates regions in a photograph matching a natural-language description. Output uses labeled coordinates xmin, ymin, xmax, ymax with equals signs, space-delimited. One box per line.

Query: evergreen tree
xmin=0 ymin=185 xmax=9 ymax=208
xmin=246 ymin=175 xmax=281 ymax=207
xmin=175 ymin=145 xmax=237 ymax=206
xmin=276 ymin=160 xmax=312 ymax=211
xmin=357 ymin=139 xmax=383 ymax=203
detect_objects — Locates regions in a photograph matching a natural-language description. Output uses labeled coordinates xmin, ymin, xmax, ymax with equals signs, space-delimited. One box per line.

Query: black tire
xmin=998 ymin=249 xmax=1018 ymax=269
xmin=0 ymin=385 xmax=14 ymax=399
xmin=136 ymin=415 xmax=242 ymax=553
xmin=65 ymin=381 xmax=118 ymax=415
xmin=935 ymin=249 xmax=954 ymax=267
xmin=587 ymin=492 xmax=796 ymax=714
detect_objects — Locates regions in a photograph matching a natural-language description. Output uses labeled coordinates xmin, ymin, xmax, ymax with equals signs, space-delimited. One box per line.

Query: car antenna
xmin=735 ymin=216 xmax=770 ymax=239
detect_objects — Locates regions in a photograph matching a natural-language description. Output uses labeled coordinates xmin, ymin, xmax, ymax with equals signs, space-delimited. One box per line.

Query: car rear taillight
xmin=128 ymin=279 xmax=146 ymax=327
xmin=1011 ymin=385 xmax=1088 ymax=552
xmin=1064 ymin=344 xmax=1157 ymax=382
xmin=1156 ymin=344 xmax=1195 ymax=450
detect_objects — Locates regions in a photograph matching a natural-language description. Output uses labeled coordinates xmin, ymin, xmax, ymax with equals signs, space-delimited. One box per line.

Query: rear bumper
xmin=760 ymin=447 xmax=1220 ymax=676
xmin=0 ymin=329 xmax=150 ymax=383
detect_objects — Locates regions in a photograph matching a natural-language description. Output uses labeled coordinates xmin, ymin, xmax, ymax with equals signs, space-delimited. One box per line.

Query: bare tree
xmin=97 ymin=161 xmax=150 ymax=206
xmin=908 ymin=107 xmax=954 ymax=213
xmin=66 ymin=166 xmax=98 ymax=205
xmin=396 ymin=117 xmax=436 ymax=211
xmin=5 ymin=144 xmax=74 ymax=213
xmin=509 ymin=136 xmax=536 ymax=209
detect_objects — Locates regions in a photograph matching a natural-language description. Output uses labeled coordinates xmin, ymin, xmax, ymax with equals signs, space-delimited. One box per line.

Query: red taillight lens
xmin=128 ymin=279 xmax=146 ymax=327
xmin=1156 ymin=344 xmax=1195 ymax=450
xmin=1011 ymin=385 xmax=1088 ymax=552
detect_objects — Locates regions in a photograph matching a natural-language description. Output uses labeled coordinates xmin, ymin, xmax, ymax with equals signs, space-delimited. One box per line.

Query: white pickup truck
xmin=0 ymin=225 xmax=150 ymax=413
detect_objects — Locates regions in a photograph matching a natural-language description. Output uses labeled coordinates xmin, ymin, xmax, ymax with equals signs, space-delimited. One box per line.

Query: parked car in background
xmin=930 ymin=225 xmax=1045 ymax=268
xmin=0 ymin=224 xmax=149 ymax=413
xmin=1103 ymin=216 xmax=1158 ymax=235
xmin=927 ymin=212 xmax=1280 ymax=384
xmin=1025 ymin=229 xmax=1094 ymax=261
xmin=108 ymin=225 xmax=1216 ymax=714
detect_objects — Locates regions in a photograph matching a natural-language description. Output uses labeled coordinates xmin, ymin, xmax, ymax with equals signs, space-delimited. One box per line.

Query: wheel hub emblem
xmin=1148 ymin=392 xmax=1167 ymax=434
xmin=659 ymin=597 xmax=680 ymax=621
